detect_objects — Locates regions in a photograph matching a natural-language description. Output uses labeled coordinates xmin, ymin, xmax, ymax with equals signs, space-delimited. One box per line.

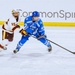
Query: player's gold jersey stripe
xmin=0 ymin=21 xmax=75 ymax=27
xmin=2 ymin=30 xmax=6 ymax=40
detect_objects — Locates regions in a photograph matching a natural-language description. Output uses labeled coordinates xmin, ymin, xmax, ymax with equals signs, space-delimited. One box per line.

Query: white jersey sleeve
xmin=4 ymin=16 xmax=21 ymax=30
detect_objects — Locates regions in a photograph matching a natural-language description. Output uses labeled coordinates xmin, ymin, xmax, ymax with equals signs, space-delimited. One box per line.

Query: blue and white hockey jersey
xmin=24 ymin=16 xmax=45 ymax=37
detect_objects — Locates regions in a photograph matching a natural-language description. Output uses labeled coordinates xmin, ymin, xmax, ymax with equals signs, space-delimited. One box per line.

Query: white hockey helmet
xmin=12 ymin=9 xmax=19 ymax=14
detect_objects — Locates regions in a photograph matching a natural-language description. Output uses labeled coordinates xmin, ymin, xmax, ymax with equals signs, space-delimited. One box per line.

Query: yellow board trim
xmin=0 ymin=21 xmax=75 ymax=27
xmin=0 ymin=21 xmax=5 ymax=25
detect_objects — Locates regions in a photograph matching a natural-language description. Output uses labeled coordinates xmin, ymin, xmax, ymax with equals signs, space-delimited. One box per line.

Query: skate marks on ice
xmin=0 ymin=49 xmax=75 ymax=75
xmin=0 ymin=49 xmax=49 ymax=60
xmin=0 ymin=51 xmax=51 ymax=68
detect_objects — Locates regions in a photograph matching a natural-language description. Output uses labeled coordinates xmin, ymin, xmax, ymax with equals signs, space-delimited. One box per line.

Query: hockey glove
xmin=19 ymin=29 xmax=28 ymax=36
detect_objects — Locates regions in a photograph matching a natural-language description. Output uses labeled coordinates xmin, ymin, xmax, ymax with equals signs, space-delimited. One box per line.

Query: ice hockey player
xmin=13 ymin=11 xmax=52 ymax=53
xmin=0 ymin=9 xmax=20 ymax=50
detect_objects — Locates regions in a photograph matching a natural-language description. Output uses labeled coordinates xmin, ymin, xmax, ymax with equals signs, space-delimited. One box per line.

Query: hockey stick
xmin=46 ymin=39 xmax=75 ymax=54
xmin=31 ymin=36 xmax=75 ymax=54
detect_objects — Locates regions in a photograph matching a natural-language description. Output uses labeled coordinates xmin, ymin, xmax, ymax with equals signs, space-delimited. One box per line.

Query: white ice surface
xmin=0 ymin=26 xmax=75 ymax=75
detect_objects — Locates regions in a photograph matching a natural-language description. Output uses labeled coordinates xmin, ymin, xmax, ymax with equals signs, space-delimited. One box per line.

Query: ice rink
xmin=0 ymin=26 xmax=75 ymax=75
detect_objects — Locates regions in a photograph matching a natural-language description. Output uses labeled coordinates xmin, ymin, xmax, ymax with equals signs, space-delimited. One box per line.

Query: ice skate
xmin=48 ymin=46 xmax=52 ymax=52
xmin=13 ymin=49 xmax=19 ymax=54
